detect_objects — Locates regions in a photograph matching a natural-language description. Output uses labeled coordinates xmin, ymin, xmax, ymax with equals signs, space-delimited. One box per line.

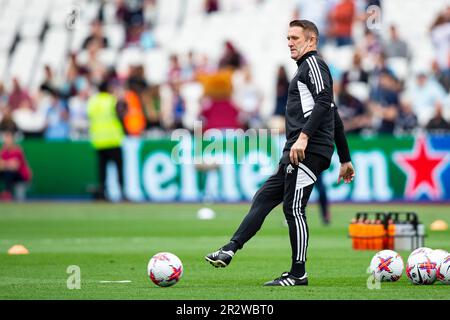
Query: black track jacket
xmin=282 ymin=50 xmax=351 ymax=164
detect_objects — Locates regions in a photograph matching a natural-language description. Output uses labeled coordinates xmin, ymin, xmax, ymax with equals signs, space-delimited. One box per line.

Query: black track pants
xmin=231 ymin=153 xmax=330 ymax=262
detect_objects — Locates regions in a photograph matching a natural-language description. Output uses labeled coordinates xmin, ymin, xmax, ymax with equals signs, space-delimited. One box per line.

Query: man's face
xmin=287 ymin=26 xmax=310 ymax=61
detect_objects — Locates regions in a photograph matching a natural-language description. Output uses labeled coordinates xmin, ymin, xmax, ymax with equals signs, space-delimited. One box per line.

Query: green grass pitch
xmin=0 ymin=202 xmax=449 ymax=300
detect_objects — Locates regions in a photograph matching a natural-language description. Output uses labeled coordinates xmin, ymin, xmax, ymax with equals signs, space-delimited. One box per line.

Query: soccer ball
xmin=436 ymin=254 xmax=450 ymax=284
xmin=428 ymin=249 xmax=449 ymax=266
xmin=407 ymin=247 xmax=433 ymax=265
xmin=197 ymin=207 xmax=216 ymax=220
xmin=147 ymin=252 xmax=183 ymax=287
xmin=369 ymin=250 xmax=404 ymax=282
xmin=406 ymin=252 xmax=437 ymax=285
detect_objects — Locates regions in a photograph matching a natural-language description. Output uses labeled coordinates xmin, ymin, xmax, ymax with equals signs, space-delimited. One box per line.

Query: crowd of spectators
xmin=0 ymin=0 xmax=449 ymax=143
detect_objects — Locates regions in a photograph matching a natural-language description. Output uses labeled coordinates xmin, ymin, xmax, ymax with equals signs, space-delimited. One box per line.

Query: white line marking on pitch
xmin=99 ymin=280 xmax=132 ymax=283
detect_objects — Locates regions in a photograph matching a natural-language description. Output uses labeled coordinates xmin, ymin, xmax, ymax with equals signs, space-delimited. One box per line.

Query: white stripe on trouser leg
xmin=293 ymin=166 xmax=314 ymax=262
xmin=293 ymin=187 xmax=304 ymax=261
xmin=298 ymin=188 xmax=308 ymax=261
xmin=297 ymin=188 xmax=306 ymax=261
xmin=292 ymin=189 xmax=302 ymax=261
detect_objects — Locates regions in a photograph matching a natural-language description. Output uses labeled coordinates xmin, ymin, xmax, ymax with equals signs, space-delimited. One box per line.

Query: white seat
xmin=347 ymin=81 xmax=370 ymax=102
xmin=143 ymin=49 xmax=170 ymax=85
xmin=3 ymin=0 xmax=26 ymax=11
xmin=48 ymin=3 xmax=72 ymax=26
xmin=153 ymin=24 xmax=176 ymax=50
xmin=19 ymin=0 xmax=50 ymax=38
xmin=104 ymin=24 xmax=125 ymax=49
xmin=334 ymin=45 xmax=356 ymax=73
xmin=101 ymin=1 xmax=118 ymax=25
xmin=99 ymin=48 xmax=118 ymax=68
xmin=180 ymin=82 xmax=204 ymax=130
xmin=20 ymin=19 xmax=46 ymax=39
xmin=30 ymin=28 xmax=69 ymax=91
xmin=183 ymin=0 xmax=204 ymax=21
xmin=82 ymin=0 xmax=101 ymax=25
xmin=386 ymin=57 xmax=409 ymax=81
xmin=12 ymin=107 xmax=46 ymax=133
xmin=0 ymin=52 xmax=8 ymax=83
xmin=7 ymin=39 xmax=40 ymax=88
xmin=48 ymin=0 xmax=89 ymax=27
xmin=0 ymin=29 xmax=16 ymax=52
xmin=0 ymin=8 xmax=20 ymax=52
xmin=76 ymin=47 xmax=117 ymax=69
xmin=116 ymin=47 xmax=145 ymax=77
xmin=156 ymin=0 xmax=181 ymax=28
xmin=70 ymin=24 xmax=90 ymax=52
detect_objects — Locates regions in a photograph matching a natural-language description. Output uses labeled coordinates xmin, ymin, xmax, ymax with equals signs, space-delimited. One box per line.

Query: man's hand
xmin=290 ymin=132 xmax=309 ymax=165
xmin=337 ymin=161 xmax=355 ymax=184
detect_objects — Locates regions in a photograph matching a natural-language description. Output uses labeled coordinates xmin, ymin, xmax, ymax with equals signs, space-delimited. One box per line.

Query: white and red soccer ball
xmin=406 ymin=251 xmax=438 ymax=285
xmin=407 ymin=247 xmax=433 ymax=265
xmin=436 ymin=254 xmax=450 ymax=284
xmin=428 ymin=249 xmax=449 ymax=267
xmin=369 ymin=250 xmax=404 ymax=282
xmin=147 ymin=252 xmax=183 ymax=287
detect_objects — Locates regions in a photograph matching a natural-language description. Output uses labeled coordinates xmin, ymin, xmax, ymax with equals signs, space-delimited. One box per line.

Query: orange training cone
xmin=8 ymin=245 xmax=29 ymax=255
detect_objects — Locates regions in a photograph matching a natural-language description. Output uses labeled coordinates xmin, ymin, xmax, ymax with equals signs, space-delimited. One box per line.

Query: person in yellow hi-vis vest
xmin=87 ymin=81 xmax=126 ymax=201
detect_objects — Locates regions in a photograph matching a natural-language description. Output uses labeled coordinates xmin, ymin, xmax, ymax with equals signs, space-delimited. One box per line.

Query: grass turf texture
xmin=0 ymin=203 xmax=449 ymax=300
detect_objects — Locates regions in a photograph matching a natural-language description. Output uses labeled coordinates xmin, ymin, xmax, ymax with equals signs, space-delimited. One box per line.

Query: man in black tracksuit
xmin=205 ymin=20 xmax=355 ymax=286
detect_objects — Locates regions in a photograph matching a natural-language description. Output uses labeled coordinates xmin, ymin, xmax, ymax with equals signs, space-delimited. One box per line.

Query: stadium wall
xmin=17 ymin=134 xmax=450 ymax=202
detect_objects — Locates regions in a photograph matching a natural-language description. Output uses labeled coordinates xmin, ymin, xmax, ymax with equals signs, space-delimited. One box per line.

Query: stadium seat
xmin=156 ymin=0 xmax=182 ymax=28
xmin=183 ymin=0 xmax=204 ymax=23
xmin=74 ymin=46 xmax=118 ymax=70
xmin=0 ymin=27 xmax=16 ymax=53
xmin=30 ymin=28 xmax=69 ymax=91
xmin=335 ymin=45 xmax=356 ymax=73
xmin=116 ymin=47 xmax=145 ymax=78
xmin=0 ymin=52 xmax=8 ymax=83
xmin=7 ymin=39 xmax=40 ymax=88
xmin=153 ymin=24 xmax=177 ymax=52
xmin=11 ymin=107 xmax=46 ymax=133
xmin=104 ymin=24 xmax=125 ymax=50
xmin=0 ymin=8 xmax=20 ymax=53
xmin=387 ymin=57 xmax=409 ymax=82
xmin=70 ymin=24 xmax=91 ymax=52
xmin=101 ymin=1 xmax=119 ymax=25
xmin=82 ymin=0 xmax=101 ymax=25
xmin=180 ymin=82 xmax=204 ymax=130
xmin=347 ymin=81 xmax=370 ymax=102
xmin=48 ymin=1 xmax=73 ymax=27
xmin=144 ymin=49 xmax=170 ymax=85
xmin=98 ymin=48 xmax=119 ymax=68
xmin=19 ymin=0 xmax=50 ymax=39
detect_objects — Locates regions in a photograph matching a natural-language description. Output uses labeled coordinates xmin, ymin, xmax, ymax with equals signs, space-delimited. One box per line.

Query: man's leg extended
xmin=205 ymin=164 xmax=285 ymax=267
xmin=280 ymin=154 xmax=330 ymax=280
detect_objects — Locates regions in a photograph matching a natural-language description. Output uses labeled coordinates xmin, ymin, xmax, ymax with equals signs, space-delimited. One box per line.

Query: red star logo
xmin=394 ymin=136 xmax=449 ymax=199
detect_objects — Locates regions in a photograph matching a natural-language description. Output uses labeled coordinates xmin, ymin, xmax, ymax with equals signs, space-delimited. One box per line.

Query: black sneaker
xmin=263 ymin=272 xmax=308 ymax=286
xmin=205 ymin=249 xmax=234 ymax=268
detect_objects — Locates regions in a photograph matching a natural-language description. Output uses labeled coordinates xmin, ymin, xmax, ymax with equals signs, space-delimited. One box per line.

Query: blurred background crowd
xmin=0 ymin=0 xmax=449 ymax=141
